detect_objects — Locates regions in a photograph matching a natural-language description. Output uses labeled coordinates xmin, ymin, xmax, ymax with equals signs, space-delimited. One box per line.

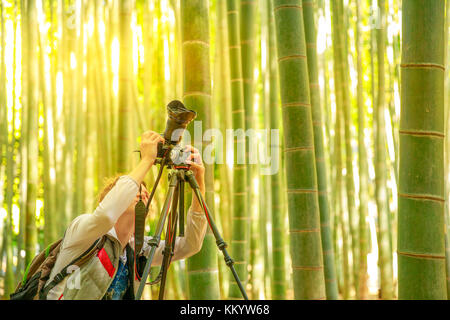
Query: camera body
xmin=155 ymin=100 xmax=197 ymax=166
xmin=156 ymin=140 xmax=190 ymax=166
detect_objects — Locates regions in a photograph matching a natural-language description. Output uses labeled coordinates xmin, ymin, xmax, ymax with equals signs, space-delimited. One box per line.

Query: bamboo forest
xmin=0 ymin=0 xmax=449 ymax=301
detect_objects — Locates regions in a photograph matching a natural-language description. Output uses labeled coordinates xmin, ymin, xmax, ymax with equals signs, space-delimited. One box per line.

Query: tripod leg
xmin=179 ymin=179 xmax=185 ymax=237
xmin=135 ymin=172 xmax=178 ymax=300
xmin=185 ymin=171 xmax=249 ymax=300
xmin=158 ymin=182 xmax=179 ymax=300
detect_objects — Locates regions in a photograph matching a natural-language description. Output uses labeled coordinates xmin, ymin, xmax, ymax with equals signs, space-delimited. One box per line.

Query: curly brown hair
xmin=97 ymin=174 xmax=147 ymax=204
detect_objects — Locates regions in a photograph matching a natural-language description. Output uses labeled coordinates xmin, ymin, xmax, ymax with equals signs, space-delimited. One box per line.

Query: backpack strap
xmin=39 ymin=236 xmax=107 ymax=300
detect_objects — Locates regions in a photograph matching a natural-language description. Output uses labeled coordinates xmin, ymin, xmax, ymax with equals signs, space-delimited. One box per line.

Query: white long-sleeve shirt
xmin=46 ymin=175 xmax=207 ymax=299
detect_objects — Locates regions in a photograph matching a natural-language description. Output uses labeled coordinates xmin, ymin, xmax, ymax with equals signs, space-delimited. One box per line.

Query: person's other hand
xmin=184 ymin=145 xmax=205 ymax=190
xmin=140 ymin=131 xmax=164 ymax=165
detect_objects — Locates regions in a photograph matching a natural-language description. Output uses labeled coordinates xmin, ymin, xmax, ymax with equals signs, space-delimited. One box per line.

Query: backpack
xmin=10 ymin=235 xmax=107 ymax=300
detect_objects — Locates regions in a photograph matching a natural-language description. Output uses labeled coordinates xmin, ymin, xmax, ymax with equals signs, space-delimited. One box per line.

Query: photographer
xmin=45 ymin=130 xmax=208 ymax=300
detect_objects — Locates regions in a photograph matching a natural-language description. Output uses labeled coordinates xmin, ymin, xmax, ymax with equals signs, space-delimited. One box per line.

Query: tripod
xmin=135 ymin=160 xmax=248 ymax=300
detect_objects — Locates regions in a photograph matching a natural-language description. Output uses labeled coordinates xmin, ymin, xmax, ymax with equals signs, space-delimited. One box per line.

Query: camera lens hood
xmin=167 ymin=100 xmax=197 ymax=124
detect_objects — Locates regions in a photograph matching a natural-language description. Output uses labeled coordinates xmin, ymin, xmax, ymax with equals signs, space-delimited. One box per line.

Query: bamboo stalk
xmin=181 ymin=0 xmax=220 ymax=300
xmin=226 ymin=0 xmax=249 ymax=299
xmin=398 ymin=0 xmax=447 ymax=300
xmin=272 ymin=0 xmax=326 ymax=300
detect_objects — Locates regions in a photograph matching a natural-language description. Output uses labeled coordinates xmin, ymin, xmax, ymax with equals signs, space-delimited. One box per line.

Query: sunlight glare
xmin=70 ymin=52 xmax=77 ymax=70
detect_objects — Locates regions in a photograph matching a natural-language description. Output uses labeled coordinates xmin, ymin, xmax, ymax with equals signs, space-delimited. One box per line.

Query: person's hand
xmin=184 ymin=145 xmax=205 ymax=189
xmin=140 ymin=131 xmax=164 ymax=165
xmin=184 ymin=145 xmax=206 ymax=212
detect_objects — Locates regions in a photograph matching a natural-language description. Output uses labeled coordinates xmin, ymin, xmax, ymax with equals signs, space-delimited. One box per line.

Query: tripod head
xmin=155 ymin=143 xmax=192 ymax=167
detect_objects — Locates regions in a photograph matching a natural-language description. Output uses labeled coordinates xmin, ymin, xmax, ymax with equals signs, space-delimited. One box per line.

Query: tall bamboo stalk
xmin=94 ymin=1 xmax=112 ymax=180
xmin=398 ymin=0 xmax=447 ymax=300
xmin=303 ymin=0 xmax=338 ymax=300
xmin=2 ymin=0 xmax=16 ymax=296
xmin=180 ymin=0 xmax=220 ymax=300
xmin=355 ymin=0 xmax=369 ymax=300
xmin=62 ymin=0 xmax=77 ymax=225
xmin=17 ymin=0 xmax=28 ymax=279
xmin=226 ymin=0 xmax=249 ymax=299
xmin=336 ymin=0 xmax=358 ymax=293
xmin=273 ymin=0 xmax=326 ymax=299
xmin=267 ymin=0 xmax=286 ymax=300
xmin=25 ymin=0 xmax=39 ymax=266
xmin=73 ymin=1 xmax=86 ymax=219
xmin=331 ymin=0 xmax=350 ymax=299
xmin=214 ymin=0 xmax=233 ymax=299
xmin=240 ymin=0 xmax=258 ymax=297
xmin=445 ymin=0 xmax=450 ymax=300
xmin=374 ymin=0 xmax=393 ymax=299
xmin=39 ymin=1 xmax=57 ymax=244
xmin=117 ymin=0 xmax=133 ymax=173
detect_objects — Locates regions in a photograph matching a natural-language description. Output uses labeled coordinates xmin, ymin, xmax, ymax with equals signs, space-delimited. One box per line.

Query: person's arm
xmin=142 ymin=206 xmax=207 ymax=266
xmin=62 ymin=131 xmax=164 ymax=252
xmin=140 ymin=145 xmax=209 ymax=265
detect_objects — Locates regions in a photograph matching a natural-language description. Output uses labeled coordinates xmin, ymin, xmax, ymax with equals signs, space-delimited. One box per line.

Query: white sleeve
xmin=62 ymin=175 xmax=139 ymax=251
xmin=142 ymin=208 xmax=207 ymax=266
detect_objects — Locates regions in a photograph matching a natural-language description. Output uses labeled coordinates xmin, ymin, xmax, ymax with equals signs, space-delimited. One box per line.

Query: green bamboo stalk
xmin=335 ymin=86 xmax=350 ymax=300
xmin=1 ymin=0 xmax=15 ymax=297
xmin=107 ymin=0 xmax=118 ymax=175
xmin=94 ymin=1 xmax=112 ymax=180
xmin=38 ymin=3 xmax=57 ymax=244
xmin=445 ymin=0 xmax=450 ymax=299
xmin=117 ymin=0 xmax=133 ymax=173
xmin=55 ymin=0 xmax=67 ymax=235
xmin=84 ymin=0 xmax=95 ymax=213
xmin=335 ymin=0 xmax=358 ymax=294
xmin=226 ymin=0 xmax=249 ymax=299
xmin=398 ymin=0 xmax=447 ymax=300
xmin=355 ymin=0 xmax=369 ymax=300
xmin=214 ymin=0 xmax=232 ymax=299
xmin=73 ymin=1 xmax=87 ymax=220
xmin=267 ymin=0 xmax=286 ymax=300
xmin=25 ymin=0 xmax=39 ymax=266
xmin=17 ymin=0 xmax=28 ymax=279
xmin=331 ymin=0 xmax=350 ymax=299
xmin=374 ymin=0 xmax=393 ymax=299
xmin=180 ymin=0 xmax=220 ymax=300
xmin=143 ymin=0 xmax=153 ymax=127
xmin=152 ymin=1 xmax=166 ymax=114
xmin=240 ymin=0 xmax=257 ymax=297
xmin=259 ymin=0 xmax=272 ymax=299
xmin=61 ymin=0 xmax=76 ymax=225
xmin=272 ymin=0 xmax=326 ymax=300
xmin=303 ymin=0 xmax=338 ymax=300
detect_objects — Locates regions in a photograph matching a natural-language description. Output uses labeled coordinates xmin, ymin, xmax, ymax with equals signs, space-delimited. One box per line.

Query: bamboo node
xmin=292 ymin=265 xmax=324 ymax=271
xmin=400 ymin=63 xmax=445 ymax=71
xmin=399 ymin=129 xmax=444 ymax=139
xmin=287 ymin=189 xmax=318 ymax=194
xmin=289 ymin=228 xmax=320 ymax=233
xmin=284 ymin=146 xmax=314 ymax=152
xmin=182 ymin=40 xmax=210 ymax=47
xmin=282 ymin=101 xmax=311 ymax=108
xmin=278 ymin=54 xmax=307 ymax=62
xmin=187 ymin=268 xmax=218 ymax=275
xmin=183 ymin=91 xmax=211 ymax=98
xmin=274 ymin=5 xmax=303 ymax=12
xmin=397 ymin=250 xmax=445 ymax=260
xmin=398 ymin=193 xmax=445 ymax=203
